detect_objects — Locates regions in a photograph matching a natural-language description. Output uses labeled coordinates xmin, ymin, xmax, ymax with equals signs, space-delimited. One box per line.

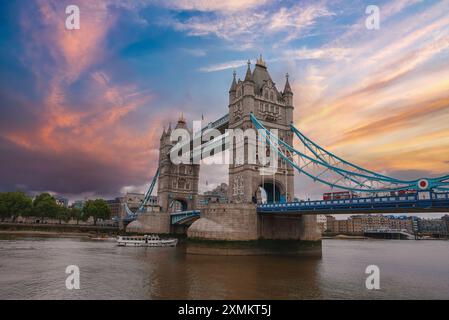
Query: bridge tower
xmin=157 ymin=115 xmax=200 ymax=213
xmin=228 ymin=56 xmax=295 ymax=204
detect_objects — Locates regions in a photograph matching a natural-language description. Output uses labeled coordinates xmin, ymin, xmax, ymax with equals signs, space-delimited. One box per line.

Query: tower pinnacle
xmin=244 ymin=59 xmax=252 ymax=81
xmin=256 ymin=54 xmax=266 ymax=68
xmin=179 ymin=112 xmax=186 ymax=124
xmin=229 ymin=70 xmax=237 ymax=92
xmin=284 ymin=73 xmax=292 ymax=95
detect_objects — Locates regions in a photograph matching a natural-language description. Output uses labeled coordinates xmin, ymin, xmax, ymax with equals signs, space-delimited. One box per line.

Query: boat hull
xmin=117 ymin=239 xmax=178 ymax=247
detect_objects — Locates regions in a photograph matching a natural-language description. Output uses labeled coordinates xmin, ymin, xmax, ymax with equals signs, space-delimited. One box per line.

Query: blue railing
xmin=257 ymin=191 xmax=449 ymax=214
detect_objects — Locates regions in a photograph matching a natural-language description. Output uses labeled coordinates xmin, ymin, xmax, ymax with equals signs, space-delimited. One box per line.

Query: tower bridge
xmin=124 ymin=56 xmax=449 ymax=241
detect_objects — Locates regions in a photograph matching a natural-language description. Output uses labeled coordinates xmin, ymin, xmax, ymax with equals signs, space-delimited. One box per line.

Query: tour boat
xmin=117 ymin=234 xmax=178 ymax=247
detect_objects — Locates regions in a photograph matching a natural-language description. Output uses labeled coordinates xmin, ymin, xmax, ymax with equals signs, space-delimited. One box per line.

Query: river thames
xmin=0 ymin=236 xmax=448 ymax=300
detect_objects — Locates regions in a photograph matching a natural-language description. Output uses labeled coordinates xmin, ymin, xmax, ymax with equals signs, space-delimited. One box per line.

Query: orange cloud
xmin=8 ymin=0 xmax=164 ymax=191
xmin=289 ymin=1 xmax=449 ymax=181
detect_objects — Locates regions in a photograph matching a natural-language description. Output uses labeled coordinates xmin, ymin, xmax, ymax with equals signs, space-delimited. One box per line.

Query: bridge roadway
xmin=257 ymin=191 xmax=449 ymax=215
xmin=169 ymin=191 xmax=449 ymax=224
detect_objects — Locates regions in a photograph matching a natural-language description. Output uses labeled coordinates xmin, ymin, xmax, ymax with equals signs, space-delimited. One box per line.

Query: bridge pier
xmin=126 ymin=212 xmax=171 ymax=234
xmin=187 ymin=203 xmax=321 ymax=242
xmin=188 ymin=203 xmax=259 ymax=241
xmin=171 ymin=224 xmax=189 ymax=234
xmin=258 ymin=214 xmax=321 ymax=241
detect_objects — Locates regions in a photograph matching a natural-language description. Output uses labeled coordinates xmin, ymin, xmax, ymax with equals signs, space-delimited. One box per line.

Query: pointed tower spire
xmin=284 ymin=73 xmax=292 ymax=94
xmin=256 ymin=54 xmax=266 ymax=68
xmin=244 ymin=59 xmax=252 ymax=82
xmin=176 ymin=113 xmax=187 ymax=129
xmin=229 ymin=70 xmax=237 ymax=92
xmin=283 ymin=73 xmax=293 ymax=107
xmin=160 ymin=125 xmax=166 ymax=140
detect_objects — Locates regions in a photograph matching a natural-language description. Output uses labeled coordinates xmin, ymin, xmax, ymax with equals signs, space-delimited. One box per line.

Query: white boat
xmin=117 ymin=234 xmax=178 ymax=247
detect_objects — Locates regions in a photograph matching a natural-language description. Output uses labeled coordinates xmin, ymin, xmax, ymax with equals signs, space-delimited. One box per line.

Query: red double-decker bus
xmin=390 ymin=189 xmax=417 ymax=197
xmin=323 ymin=191 xmax=357 ymax=201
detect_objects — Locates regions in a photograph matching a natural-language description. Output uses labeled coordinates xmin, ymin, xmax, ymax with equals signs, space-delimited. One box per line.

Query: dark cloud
xmin=0 ymin=137 xmax=143 ymax=196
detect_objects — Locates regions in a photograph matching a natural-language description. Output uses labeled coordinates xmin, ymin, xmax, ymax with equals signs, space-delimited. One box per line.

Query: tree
xmin=0 ymin=194 xmax=5 ymax=221
xmin=83 ymin=199 xmax=111 ymax=225
xmin=56 ymin=206 xmax=71 ymax=224
xmin=0 ymin=192 xmax=32 ymax=221
xmin=32 ymin=193 xmax=60 ymax=220
xmin=69 ymin=207 xmax=85 ymax=225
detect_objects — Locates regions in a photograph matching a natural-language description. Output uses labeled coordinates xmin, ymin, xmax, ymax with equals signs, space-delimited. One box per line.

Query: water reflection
xmin=149 ymin=249 xmax=323 ymax=299
xmin=0 ymin=236 xmax=448 ymax=299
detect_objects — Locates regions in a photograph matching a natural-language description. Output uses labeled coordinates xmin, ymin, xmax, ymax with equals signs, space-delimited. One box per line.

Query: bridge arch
xmin=169 ymin=198 xmax=188 ymax=212
xmin=257 ymin=179 xmax=286 ymax=203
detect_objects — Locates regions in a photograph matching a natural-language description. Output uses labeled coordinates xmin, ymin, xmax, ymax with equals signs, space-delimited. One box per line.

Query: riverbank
xmin=322 ymin=234 xmax=367 ymax=240
xmin=322 ymin=233 xmax=448 ymax=240
xmin=0 ymin=222 xmax=119 ymax=237
xmin=0 ymin=230 xmax=102 ymax=238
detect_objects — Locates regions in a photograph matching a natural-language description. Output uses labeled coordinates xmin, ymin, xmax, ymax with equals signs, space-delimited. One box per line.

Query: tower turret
xmin=244 ymin=60 xmax=252 ymax=81
xmin=160 ymin=126 xmax=166 ymax=140
xmin=256 ymin=54 xmax=266 ymax=68
xmin=243 ymin=60 xmax=254 ymax=97
xmin=283 ymin=73 xmax=294 ymax=124
xmin=175 ymin=113 xmax=187 ymax=130
xmin=229 ymin=70 xmax=237 ymax=103
xmin=283 ymin=73 xmax=293 ymax=96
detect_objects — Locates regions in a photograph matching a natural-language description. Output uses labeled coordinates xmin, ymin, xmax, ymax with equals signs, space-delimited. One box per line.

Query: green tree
xmin=32 ymin=193 xmax=60 ymax=221
xmin=83 ymin=199 xmax=111 ymax=225
xmin=69 ymin=207 xmax=85 ymax=225
xmin=0 ymin=192 xmax=32 ymax=221
xmin=56 ymin=206 xmax=71 ymax=224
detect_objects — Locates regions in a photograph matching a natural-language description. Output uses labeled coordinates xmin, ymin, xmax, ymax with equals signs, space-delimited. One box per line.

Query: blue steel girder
xmin=249 ymin=112 xmax=449 ymax=193
xmin=121 ymin=168 xmax=159 ymax=222
xmin=290 ymin=124 xmax=449 ymax=190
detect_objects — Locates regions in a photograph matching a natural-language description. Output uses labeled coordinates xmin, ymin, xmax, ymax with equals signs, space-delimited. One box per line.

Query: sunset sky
xmin=0 ymin=0 xmax=448 ymax=202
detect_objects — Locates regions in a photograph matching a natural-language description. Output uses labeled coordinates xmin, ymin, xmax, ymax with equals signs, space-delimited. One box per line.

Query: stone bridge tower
xmin=228 ymin=56 xmax=295 ymax=204
xmin=157 ymin=115 xmax=200 ymax=213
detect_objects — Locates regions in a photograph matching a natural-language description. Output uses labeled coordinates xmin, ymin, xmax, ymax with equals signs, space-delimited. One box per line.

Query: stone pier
xmin=187 ymin=203 xmax=321 ymax=241
xmin=126 ymin=212 xmax=170 ymax=234
xmin=188 ymin=203 xmax=259 ymax=241
xmin=258 ymin=214 xmax=321 ymax=241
